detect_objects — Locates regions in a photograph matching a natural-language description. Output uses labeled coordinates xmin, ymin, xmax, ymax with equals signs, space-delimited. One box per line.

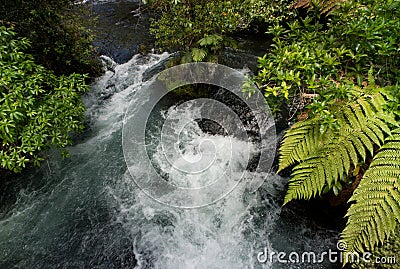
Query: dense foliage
xmin=1 ymin=0 xmax=102 ymax=77
xmin=253 ymin=0 xmax=400 ymax=115
xmin=254 ymin=0 xmax=400 ymax=263
xmin=144 ymin=0 xmax=295 ymax=62
xmin=0 ymin=27 xmax=89 ymax=172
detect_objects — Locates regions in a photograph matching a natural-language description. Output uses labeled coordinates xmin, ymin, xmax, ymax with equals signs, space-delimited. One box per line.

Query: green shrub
xmin=144 ymin=0 xmax=295 ymax=62
xmin=0 ymin=27 xmax=89 ymax=172
xmin=254 ymin=0 xmax=400 ymax=114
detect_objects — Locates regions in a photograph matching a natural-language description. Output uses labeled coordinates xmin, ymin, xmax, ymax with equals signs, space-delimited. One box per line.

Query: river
xmin=0 ymin=1 xmax=341 ymax=268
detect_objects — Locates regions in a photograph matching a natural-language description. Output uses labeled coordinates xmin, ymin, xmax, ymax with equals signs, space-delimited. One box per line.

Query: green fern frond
xmin=191 ymin=48 xmax=207 ymax=62
xmin=278 ymin=117 xmax=322 ymax=172
xmin=198 ymin=34 xmax=223 ymax=47
xmin=341 ymin=129 xmax=400 ymax=255
xmin=281 ymin=93 xmax=393 ymax=205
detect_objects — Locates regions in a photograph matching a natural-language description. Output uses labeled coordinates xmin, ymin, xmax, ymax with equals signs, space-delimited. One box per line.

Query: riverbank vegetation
xmin=1 ymin=1 xmax=102 ymax=173
xmin=145 ymin=0 xmax=400 ymax=266
xmin=263 ymin=0 xmax=400 ymax=264
xmin=0 ymin=27 xmax=89 ymax=173
xmin=145 ymin=0 xmax=294 ymax=62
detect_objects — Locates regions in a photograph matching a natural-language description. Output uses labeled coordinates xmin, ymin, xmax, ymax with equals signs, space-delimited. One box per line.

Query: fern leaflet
xmin=341 ymin=129 xmax=400 ymax=253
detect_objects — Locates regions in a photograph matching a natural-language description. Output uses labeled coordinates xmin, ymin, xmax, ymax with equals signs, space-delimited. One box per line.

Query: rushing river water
xmin=0 ymin=52 xmax=341 ymax=269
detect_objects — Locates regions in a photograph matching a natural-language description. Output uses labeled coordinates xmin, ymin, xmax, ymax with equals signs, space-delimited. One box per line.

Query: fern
xmin=198 ymin=34 xmax=223 ymax=47
xmin=191 ymin=48 xmax=207 ymax=62
xmin=279 ymin=88 xmax=400 ymax=257
xmin=280 ymin=92 xmax=396 ymax=204
xmin=278 ymin=117 xmax=322 ymax=171
xmin=341 ymin=128 xmax=400 ymax=254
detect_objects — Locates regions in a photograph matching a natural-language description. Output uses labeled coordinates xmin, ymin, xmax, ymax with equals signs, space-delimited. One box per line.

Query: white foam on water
xmin=82 ymin=53 xmax=170 ymax=144
xmin=111 ymin=170 xmax=283 ymax=269
xmin=153 ymin=104 xmax=256 ymax=189
xmin=103 ymin=62 xmax=284 ymax=268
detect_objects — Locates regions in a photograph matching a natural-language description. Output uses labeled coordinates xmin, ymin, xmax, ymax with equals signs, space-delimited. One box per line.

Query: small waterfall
xmin=0 ymin=53 xmax=339 ymax=269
